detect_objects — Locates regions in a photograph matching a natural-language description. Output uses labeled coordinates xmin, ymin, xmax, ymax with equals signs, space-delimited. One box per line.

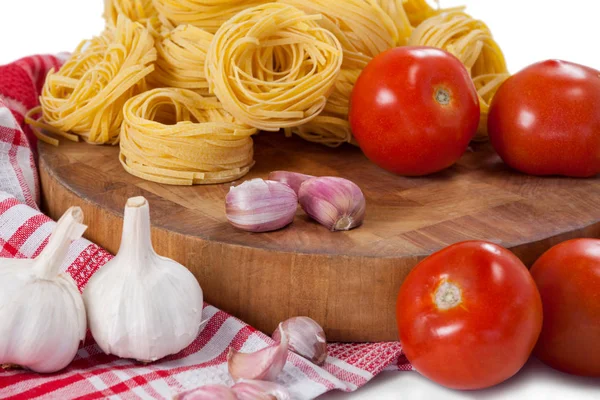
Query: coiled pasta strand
xmin=149 ymin=24 xmax=214 ymax=93
xmin=104 ymin=0 xmax=157 ymax=26
xmin=403 ymin=0 xmax=464 ymax=27
xmin=152 ymin=0 xmax=269 ymax=34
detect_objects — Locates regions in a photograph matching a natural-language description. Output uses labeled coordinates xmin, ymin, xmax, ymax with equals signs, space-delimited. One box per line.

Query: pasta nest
xmin=205 ymin=3 xmax=344 ymax=132
xmin=38 ymin=15 xmax=156 ymax=145
xmin=120 ymin=88 xmax=257 ymax=185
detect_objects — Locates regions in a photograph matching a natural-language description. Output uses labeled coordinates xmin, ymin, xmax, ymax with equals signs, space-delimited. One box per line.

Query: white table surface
xmin=1 ymin=1 xmax=599 ymax=399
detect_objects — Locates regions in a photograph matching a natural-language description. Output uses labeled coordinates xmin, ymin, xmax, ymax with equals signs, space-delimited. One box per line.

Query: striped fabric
xmin=0 ymin=55 xmax=411 ymax=400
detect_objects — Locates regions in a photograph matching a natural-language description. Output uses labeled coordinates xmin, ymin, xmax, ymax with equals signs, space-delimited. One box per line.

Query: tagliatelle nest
xmin=205 ymin=3 xmax=344 ymax=132
xmin=119 ymin=87 xmax=257 ymax=185
xmin=32 ymin=15 xmax=156 ymax=145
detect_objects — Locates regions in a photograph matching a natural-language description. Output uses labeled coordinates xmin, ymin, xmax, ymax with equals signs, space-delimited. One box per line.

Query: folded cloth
xmin=0 ymin=55 xmax=411 ymax=400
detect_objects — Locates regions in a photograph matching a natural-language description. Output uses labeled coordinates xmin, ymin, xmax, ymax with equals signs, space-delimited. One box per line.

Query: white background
xmin=0 ymin=0 xmax=599 ymax=399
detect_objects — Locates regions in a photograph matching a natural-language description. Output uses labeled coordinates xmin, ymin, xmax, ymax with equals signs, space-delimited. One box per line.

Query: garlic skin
xmin=83 ymin=196 xmax=204 ymax=362
xmin=173 ymin=384 xmax=238 ymax=400
xmin=272 ymin=317 xmax=327 ymax=366
xmin=268 ymin=171 xmax=314 ymax=195
xmin=232 ymin=380 xmax=291 ymax=400
xmin=0 ymin=207 xmax=87 ymax=373
xmin=228 ymin=324 xmax=289 ymax=382
xmin=226 ymin=179 xmax=298 ymax=233
xmin=298 ymin=177 xmax=366 ymax=231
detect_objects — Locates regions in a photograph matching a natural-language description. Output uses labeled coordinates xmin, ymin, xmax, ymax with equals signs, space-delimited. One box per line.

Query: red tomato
xmin=488 ymin=60 xmax=600 ymax=177
xmin=396 ymin=241 xmax=543 ymax=390
xmin=530 ymin=239 xmax=600 ymax=377
xmin=349 ymin=46 xmax=480 ymax=176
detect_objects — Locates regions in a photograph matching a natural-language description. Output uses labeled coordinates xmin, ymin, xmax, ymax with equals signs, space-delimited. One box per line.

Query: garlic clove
xmin=232 ymin=380 xmax=291 ymax=400
xmin=83 ymin=196 xmax=204 ymax=363
xmin=173 ymin=384 xmax=238 ymax=400
xmin=268 ymin=171 xmax=314 ymax=195
xmin=0 ymin=207 xmax=87 ymax=373
xmin=272 ymin=317 xmax=327 ymax=366
xmin=226 ymin=179 xmax=298 ymax=233
xmin=298 ymin=177 xmax=366 ymax=231
xmin=228 ymin=324 xmax=289 ymax=382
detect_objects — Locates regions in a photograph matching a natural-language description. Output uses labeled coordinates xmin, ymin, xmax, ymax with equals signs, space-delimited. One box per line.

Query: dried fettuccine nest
xmin=31 ymin=15 xmax=156 ymax=145
xmin=205 ymin=3 xmax=344 ymax=132
xmin=120 ymin=87 xmax=257 ymax=185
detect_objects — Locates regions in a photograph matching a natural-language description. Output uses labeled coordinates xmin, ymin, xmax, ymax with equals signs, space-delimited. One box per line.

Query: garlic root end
xmin=127 ymin=196 xmax=148 ymax=208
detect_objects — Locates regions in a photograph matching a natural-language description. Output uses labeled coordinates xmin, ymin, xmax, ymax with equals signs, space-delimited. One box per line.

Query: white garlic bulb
xmin=0 ymin=207 xmax=87 ymax=373
xmin=83 ymin=196 xmax=204 ymax=362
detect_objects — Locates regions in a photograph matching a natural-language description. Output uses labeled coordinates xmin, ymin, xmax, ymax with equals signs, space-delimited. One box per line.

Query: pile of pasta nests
xmin=27 ymin=0 xmax=509 ymax=186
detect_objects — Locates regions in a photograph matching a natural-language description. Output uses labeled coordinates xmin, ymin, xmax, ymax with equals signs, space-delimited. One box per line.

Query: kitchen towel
xmin=0 ymin=54 xmax=411 ymax=400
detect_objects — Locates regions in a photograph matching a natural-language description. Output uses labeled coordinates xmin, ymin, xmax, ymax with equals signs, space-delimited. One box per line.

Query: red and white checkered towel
xmin=0 ymin=55 xmax=411 ymax=400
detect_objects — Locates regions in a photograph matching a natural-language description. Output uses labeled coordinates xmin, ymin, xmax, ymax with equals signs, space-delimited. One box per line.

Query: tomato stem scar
xmin=434 ymin=88 xmax=451 ymax=105
xmin=434 ymin=280 xmax=462 ymax=310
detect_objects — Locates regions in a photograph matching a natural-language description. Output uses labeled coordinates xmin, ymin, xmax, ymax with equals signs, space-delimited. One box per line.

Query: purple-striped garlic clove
xmin=226 ymin=179 xmax=298 ymax=233
xmin=298 ymin=177 xmax=366 ymax=231
xmin=227 ymin=324 xmax=289 ymax=382
xmin=273 ymin=317 xmax=327 ymax=366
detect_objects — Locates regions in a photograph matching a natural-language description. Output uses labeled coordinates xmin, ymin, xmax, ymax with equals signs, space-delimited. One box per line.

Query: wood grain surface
xmin=39 ymin=133 xmax=600 ymax=342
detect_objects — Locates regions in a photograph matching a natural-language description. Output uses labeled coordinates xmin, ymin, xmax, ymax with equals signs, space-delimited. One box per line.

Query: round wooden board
xmin=39 ymin=133 xmax=600 ymax=342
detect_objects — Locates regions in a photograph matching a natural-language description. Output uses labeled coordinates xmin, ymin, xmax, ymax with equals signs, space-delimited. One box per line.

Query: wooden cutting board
xmin=39 ymin=133 xmax=600 ymax=342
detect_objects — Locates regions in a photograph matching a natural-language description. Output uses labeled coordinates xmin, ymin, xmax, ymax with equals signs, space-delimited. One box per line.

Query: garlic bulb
xmin=226 ymin=179 xmax=298 ymax=232
xmin=298 ymin=177 xmax=366 ymax=231
xmin=228 ymin=324 xmax=288 ymax=382
xmin=268 ymin=171 xmax=314 ymax=194
xmin=272 ymin=317 xmax=327 ymax=365
xmin=0 ymin=207 xmax=87 ymax=373
xmin=83 ymin=196 xmax=204 ymax=362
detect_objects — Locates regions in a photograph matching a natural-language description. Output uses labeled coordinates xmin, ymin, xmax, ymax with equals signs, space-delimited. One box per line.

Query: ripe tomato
xmin=396 ymin=241 xmax=543 ymax=390
xmin=349 ymin=46 xmax=480 ymax=176
xmin=488 ymin=60 xmax=600 ymax=177
xmin=530 ymin=239 xmax=600 ymax=377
